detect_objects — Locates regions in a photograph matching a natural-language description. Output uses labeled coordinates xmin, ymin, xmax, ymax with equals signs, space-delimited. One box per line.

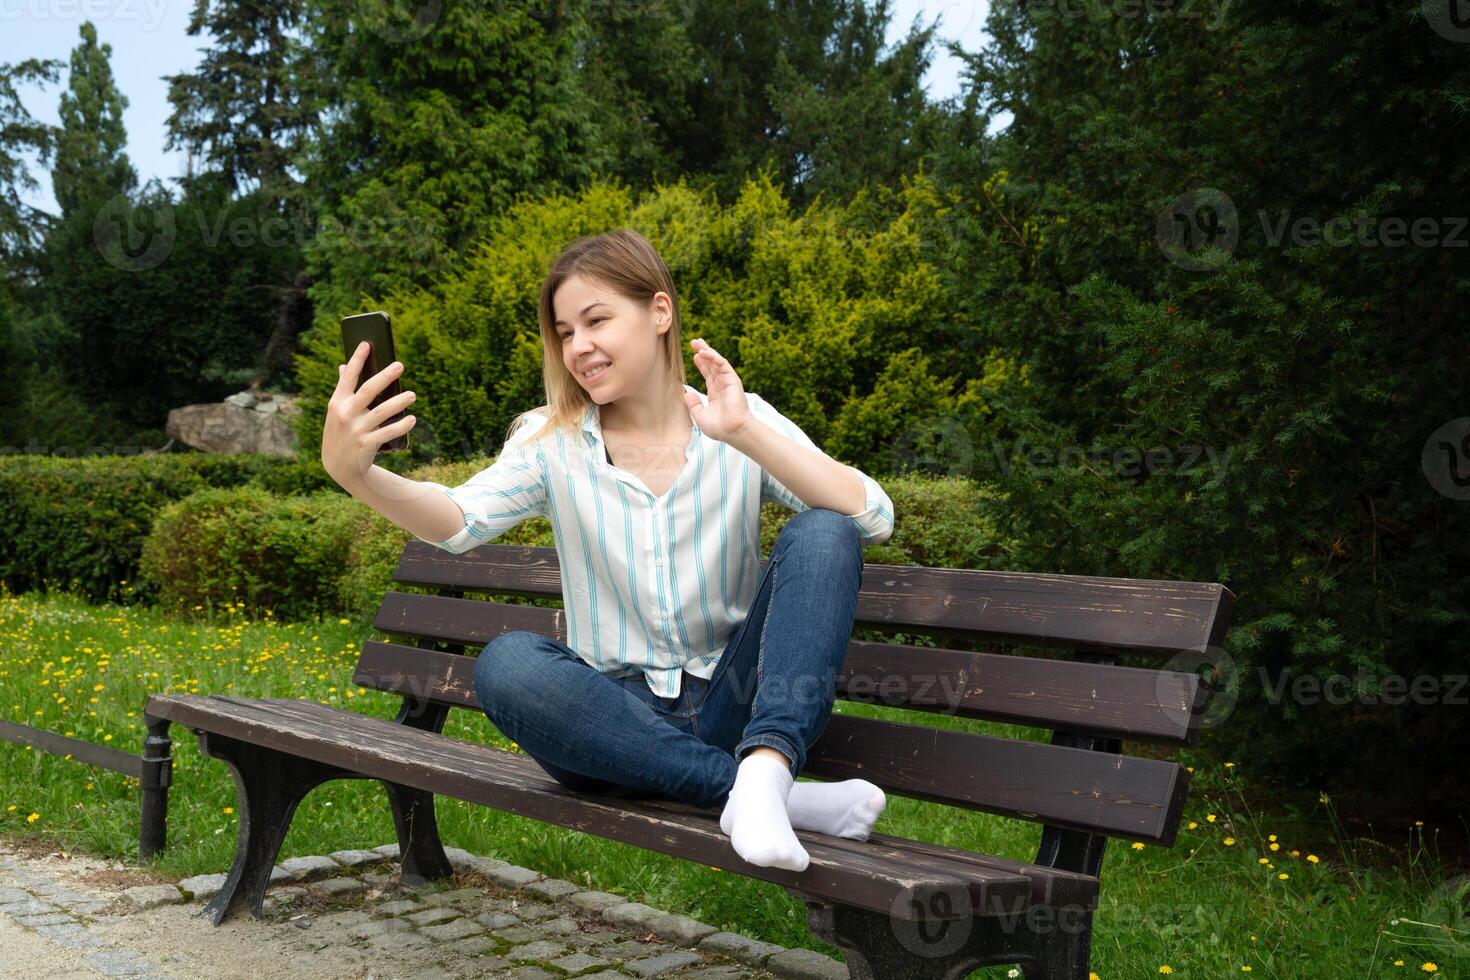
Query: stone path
xmin=0 ymin=841 xmax=850 ymax=980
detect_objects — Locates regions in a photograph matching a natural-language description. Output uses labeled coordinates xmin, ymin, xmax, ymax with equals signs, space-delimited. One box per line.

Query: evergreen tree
xmin=0 ymin=57 xmax=61 ymax=285
xmin=52 ymin=21 xmax=137 ymax=217
xmin=578 ymin=0 xmax=950 ymax=210
xmin=163 ymin=0 xmax=319 ymax=389
xmin=163 ymin=0 xmax=317 ymax=210
xmin=939 ymin=0 xmax=1470 ymax=819
xmin=298 ymin=0 xmax=612 ymax=323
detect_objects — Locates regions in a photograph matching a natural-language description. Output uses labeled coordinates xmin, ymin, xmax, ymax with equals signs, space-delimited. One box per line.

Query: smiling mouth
xmin=582 ymin=363 xmax=611 ymax=379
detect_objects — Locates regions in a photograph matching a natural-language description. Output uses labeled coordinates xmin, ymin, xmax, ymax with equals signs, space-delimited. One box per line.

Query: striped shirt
xmin=416 ymin=385 xmax=895 ymax=700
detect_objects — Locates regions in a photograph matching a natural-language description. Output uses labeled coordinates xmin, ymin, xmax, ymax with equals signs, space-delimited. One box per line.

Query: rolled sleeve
xmin=749 ymin=393 xmax=895 ymax=547
xmin=845 ymin=465 xmax=895 ymax=546
xmin=413 ymin=414 xmax=550 ymax=554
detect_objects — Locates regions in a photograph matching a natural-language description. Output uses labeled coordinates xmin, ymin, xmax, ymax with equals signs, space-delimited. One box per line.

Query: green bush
xmin=290 ymin=173 xmax=1023 ymax=484
xmin=0 ymin=452 xmax=338 ymax=604
xmin=140 ymin=487 xmax=364 ymax=621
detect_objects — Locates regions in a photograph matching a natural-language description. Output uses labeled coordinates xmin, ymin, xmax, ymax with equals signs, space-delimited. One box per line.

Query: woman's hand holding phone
xmin=322 ymin=340 xmax=418 ymax=490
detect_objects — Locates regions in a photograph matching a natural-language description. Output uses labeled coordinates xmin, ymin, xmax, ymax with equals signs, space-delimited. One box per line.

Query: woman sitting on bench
xmin=322 ymin=228 xmax=894 ymax=873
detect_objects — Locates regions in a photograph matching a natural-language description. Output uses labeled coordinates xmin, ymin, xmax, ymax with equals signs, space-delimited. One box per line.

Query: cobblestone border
xmin=0 ymin=843 xmax=850 ymax=979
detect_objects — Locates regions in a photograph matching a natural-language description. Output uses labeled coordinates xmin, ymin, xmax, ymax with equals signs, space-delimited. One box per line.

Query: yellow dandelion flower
xmin=1269 ymin=843 xmax=1280 ymax=852
xmin=1268 ymin=834 xmax=1277 ymax=842
xmin=26 ymin=812 xmax=39 ymax=823
xmin=1131 ymin=842 xmax=1145 ymax=851
xmin=1414 ymin=820 xmax=1424 ymax=828
xmin=1319 ymin=791 xmax=1330 ymax=804
xmin=1258 ymin=857 xmax=1270 ymax=865
xmin=1307 ymin=854 xmax=1320 ymax=864
xmin=1223 ymin=837 xmax=1236 ymax=846
xmin=1395 ymin=960 xmax=1404 ymax=966
xmin=1242 ymin=967 xmax=1252 ymax=972
xmin=1159 ymin=967 xmax=1174 ymax=975
xmin=1278 ymin=873 xmax=1289 ymax=880
xmin=1207 ymin=814 xmax=1217 ymax=823
xmin=1224 ymin=761 xmax=1235 ymax=768
xmin=338 ymin=618 xmax=350 ymax=625
xmin=1188 ymin=822 xmax=1198 ymax=830
xmin=5 ymin=805 xmax=14 ymax=812
xmin=223 ymin=807 xmax=235 ymax=814
xmin=1420 ymin=964 xmax=1437 ymax=973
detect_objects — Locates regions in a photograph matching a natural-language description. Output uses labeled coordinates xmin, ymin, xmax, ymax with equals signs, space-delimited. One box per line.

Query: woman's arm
xmin=334 ymin=465 xmax=468 ymax=544
xmin=728 ymin=417 xmax=866 ymax=517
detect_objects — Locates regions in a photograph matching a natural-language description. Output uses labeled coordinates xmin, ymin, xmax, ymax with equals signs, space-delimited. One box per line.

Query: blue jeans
xmin=471 ymin=507 xmax=866 ymax=810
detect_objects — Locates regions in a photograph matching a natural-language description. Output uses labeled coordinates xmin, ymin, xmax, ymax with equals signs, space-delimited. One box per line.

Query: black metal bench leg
xmin=798 ymin=893 xmax=1094 ymax=980
xmin=1021 ymin=906 xmax=1093 ymax=980
xmin=139 ymin=715 xmax=172 ymax=859
xmin=803 ymin=895 xmax=987 ymax=979
xmin=382 ymin=781 xmax=453 ymax=885
xmin=194 ymin=731 xmax=356 ymax=925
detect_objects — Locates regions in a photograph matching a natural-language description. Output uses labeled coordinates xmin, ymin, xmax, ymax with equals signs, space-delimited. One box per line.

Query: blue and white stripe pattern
xmin=416 ymin=385 xmax=895 ymax=700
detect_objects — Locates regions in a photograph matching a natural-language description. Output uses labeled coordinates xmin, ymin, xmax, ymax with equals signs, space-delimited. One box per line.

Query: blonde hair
xmin=504 ymin=227 xmax=687 ymax=449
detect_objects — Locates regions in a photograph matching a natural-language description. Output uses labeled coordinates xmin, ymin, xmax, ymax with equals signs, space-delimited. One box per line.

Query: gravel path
xmin=0 ymin=840 xmax=848 ymax=980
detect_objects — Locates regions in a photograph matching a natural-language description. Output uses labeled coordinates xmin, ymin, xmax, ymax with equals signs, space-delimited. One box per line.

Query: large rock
xmin=166 ymin=393 xmax=300 ymax=456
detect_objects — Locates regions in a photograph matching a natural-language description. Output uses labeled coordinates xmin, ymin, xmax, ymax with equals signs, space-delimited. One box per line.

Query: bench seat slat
xmin=351 ymin=640 xmax=1186 ymax=843
xmin=146 ymin=693 xmax=1036 ymax=919
xmin=368 ymin=597 xmax=1208 ymax=744
xmin=391 ymin=543 xmax=1234 ymax=657
xmin=646 ymin=798 xmax=1099 ymax=910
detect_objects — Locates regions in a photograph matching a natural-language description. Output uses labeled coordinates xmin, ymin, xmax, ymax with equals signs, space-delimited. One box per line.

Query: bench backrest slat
xmin=392 ymin=543 xmax=1233 ymax=657
xmin=369 ymin=595 xmax=1208 ymax=744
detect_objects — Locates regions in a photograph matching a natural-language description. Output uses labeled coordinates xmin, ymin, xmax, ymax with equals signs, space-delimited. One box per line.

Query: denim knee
xmin=472 ymin=630 xmax=540 ymax=710
xmin=780 ymin=507 xmax=863 ymax=567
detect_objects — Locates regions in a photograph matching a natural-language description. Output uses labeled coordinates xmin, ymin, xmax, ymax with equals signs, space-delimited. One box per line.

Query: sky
xmin=2 ymin=0 xmax=990 ymax=217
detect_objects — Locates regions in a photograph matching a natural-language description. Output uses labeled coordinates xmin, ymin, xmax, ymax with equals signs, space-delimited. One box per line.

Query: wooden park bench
xmin=144 ymin=539 xmax=1234 ymax=979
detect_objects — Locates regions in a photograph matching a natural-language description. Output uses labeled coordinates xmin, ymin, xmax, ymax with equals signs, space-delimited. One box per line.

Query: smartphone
xmin=341 ymin=311 xmax=410 ymax=452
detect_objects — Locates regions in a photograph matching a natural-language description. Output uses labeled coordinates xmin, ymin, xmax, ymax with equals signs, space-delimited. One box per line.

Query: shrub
xmin=0 ymin=452 xmax=322 ymax=604
xmin=140 ymin=487 xmax=363 ymax=621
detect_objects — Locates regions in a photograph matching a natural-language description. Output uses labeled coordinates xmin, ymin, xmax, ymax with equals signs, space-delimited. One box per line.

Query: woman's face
xmin=553 ymin=273 xmax=671 ymax=405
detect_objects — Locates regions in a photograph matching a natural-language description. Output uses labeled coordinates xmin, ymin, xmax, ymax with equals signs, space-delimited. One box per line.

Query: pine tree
xmin=298 ymin=0 xmax=612 ymax=322
xmin=577 ymin=0 xmax=949 ymax=209
xmin=163 ymin=0 xmax=317 ymax=211
xmin=939 ymin=0 xmax=1470 ymax=819
xmin=0 ymin=57 xmax=62 ymax=281
xmin=52 ymin=21 xmax=137 ymax=217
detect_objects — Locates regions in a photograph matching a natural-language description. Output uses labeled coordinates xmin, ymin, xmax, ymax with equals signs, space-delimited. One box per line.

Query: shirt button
xmin=655 ymin=554 xmax=663 ymax=565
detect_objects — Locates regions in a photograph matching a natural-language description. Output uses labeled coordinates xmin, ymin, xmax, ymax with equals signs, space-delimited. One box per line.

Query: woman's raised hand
xmin=685 ymin=338 xmax=753 ymax=443
xmin=322 ymin=340 xmax=418 ymax=487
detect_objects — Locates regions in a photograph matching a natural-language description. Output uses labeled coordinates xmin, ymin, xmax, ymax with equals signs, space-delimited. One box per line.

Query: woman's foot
xmin=718 ymin=750 xmax=810 ymax=871
xmin=786 ymin=778 xmax=887 ymax=840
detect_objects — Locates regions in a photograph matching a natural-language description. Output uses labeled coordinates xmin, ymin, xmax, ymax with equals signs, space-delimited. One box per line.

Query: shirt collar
xmin=582 ymin=384 xmax=704 ymax=447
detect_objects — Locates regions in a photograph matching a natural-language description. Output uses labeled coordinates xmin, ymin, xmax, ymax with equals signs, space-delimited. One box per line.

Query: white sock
xmin=718 ymin=751 xmax=810 ymax=872
xmin=785 ymin=779 xmax=887 ymax=841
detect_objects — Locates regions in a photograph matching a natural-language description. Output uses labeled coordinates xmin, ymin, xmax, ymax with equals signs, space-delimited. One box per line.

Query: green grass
xmin=0 ymin=583 xmax=1464 ymax=977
